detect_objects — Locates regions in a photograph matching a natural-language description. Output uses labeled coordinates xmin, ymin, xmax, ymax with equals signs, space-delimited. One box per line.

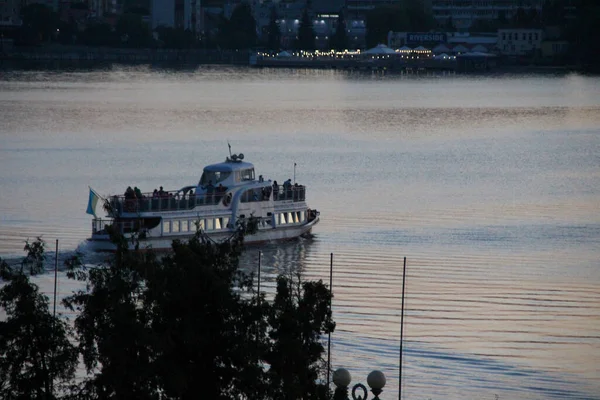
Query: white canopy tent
xmin=413 ymin=45 xmax=429 ymax=52
xmin=397 ymin=45 xmax=412 ymax=53
xmin=364 ymin=44 xmax=397 ymax=54
xmin=277 ymin=51 xmax=292 ymax=57
xmin=452 ymin=44 xmax=469 ymax=53
xmin=432 ymin=44 xmax=451 ymax=53
xmin=470 ymin=44 xmax=488 ymax=53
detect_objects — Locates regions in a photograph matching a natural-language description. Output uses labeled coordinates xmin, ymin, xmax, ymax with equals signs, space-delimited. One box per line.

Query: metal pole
xmin=257 ymin=251 xmax=261 ymax=306
xmin=293 ymin=163 xmax=296 ymax=185
xmin=53 ymin=239 xmax=58 ymax=319
xmin=327 ymin=252 xmax=333 ymax=386
xmin=399 ymin=256 xmax=407 ymax=400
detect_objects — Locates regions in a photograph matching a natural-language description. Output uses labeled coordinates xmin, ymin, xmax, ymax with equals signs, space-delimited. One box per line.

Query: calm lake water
xmin=1 ymin=67 xmax=599 ymax=399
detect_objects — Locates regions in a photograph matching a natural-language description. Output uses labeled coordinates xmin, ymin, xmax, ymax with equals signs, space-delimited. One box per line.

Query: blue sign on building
xmin=407 ymin=32 xmax=447 ymax=44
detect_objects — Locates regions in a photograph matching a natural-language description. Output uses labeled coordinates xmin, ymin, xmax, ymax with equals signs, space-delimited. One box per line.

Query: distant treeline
xmin=4 ymin=0 xmax=599 ymax=71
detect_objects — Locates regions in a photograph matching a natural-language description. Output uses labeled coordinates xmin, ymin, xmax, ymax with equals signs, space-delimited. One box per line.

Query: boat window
xmin=295 ymin=212 xmax=300 ymax=223
xmin=199 ymin=170 xmax=232 ymax=186
xmin=288 ymin=212 xmax=294 ymax=224
xmin=172 ymin=220 xmax=180 ymax=233
xmin=181 ymin=220 xmax=189 ymax=232
xmin=206 ymin=219 xmax=214 ymax=230
xmin=215 ymin=218 xmax=222 ymax=230
xmin=241 ymin=168 xmax=254 ymax=181
xmin=163 ymin=221 xmax=171 ymax=233
xmin=223 ymin=217 xmax=230 ymax=229
xmin=192 ymin=219 xmax=204 ymax=231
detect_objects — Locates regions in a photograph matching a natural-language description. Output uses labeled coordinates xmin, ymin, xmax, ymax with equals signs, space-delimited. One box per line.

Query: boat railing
xmin=107 ymin=189 xmax=228 ymax=215
xmin=92 ymin=218 xmax=112 ymax=234
xmin=272 ymin=184 xmax=306 ymax=202
xmin=106 ymin=185 xmax=306 ymax=216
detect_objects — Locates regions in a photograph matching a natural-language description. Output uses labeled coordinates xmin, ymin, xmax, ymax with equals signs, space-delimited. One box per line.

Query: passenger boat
xmin=86 ymin=153 xmax=320 ymax=252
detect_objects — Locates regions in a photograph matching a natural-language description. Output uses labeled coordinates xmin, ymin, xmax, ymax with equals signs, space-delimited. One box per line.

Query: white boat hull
xmin=86 ymin=216 xmax=319 ymax=252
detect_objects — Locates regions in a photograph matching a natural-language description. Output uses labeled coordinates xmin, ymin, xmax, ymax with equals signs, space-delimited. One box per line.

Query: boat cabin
xmin=196 ymin=154 xmax=257 ymax=194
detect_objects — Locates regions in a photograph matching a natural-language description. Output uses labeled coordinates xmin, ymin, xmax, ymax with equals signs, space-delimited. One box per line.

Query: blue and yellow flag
xmin=86 ymin=187 xmax=101 ymax=218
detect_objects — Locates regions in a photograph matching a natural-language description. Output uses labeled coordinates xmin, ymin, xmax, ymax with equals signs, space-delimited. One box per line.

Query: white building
xmin=497 ymin=28 xmax=542 ymax=55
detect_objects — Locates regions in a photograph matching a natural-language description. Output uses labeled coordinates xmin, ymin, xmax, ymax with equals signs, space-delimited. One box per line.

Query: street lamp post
xmin=333 ymin=368 xmax=386 ymax=400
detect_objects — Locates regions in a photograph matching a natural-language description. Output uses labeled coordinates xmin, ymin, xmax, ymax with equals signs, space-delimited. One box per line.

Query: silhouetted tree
xmin=330 ymin=13 xmax=348 ymax=50
xmin=18 ymin=4 xmax=59 ymax=45
xmin=570 ymin=0 xmax=600 ymax=72
xmin=267 ymin=6 xmax=282 ymax=51
xmin=63 ymin=220 xmax=336 ymax=398
xmin=0 ymin=239 xmax=78 ymax=399
xmin=155 ymin=26 xmax=197 ymax=49
xmin=366 ymin=0 xmax=434 ymax=48
xmin=229 ymin=2 xmax=257 ymax=49
xmin=216 ymin=2 xmax=257 ymax=49
xmin=297 ymin=7 xmax=316 ymax=50
xmin=116 ymin=13 xmax=153 ymax=47
xmin=81 ymin=22 xmax=116 ymax=46
xmin=265 ymin=274 xmax=335 ymax=400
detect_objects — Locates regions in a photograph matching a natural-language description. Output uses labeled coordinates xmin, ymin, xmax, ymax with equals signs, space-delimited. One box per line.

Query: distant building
xmin=388 ymin=31 xmax=497 ymax=52
xmin=497 ymin=28 xmax=542 ymax=56
xmin=541 ymin=40 xmax=569 ymax=59
xmin=0 ymin=0 xmax=22 ymax=28
xmin=346 ymin=0 xmax=403 ymax=13
xmin=151 ymin=0 xmax=201 ymax=31
xmin=432 ymin=0 xmax=544 ymax=30
xmin=253 ymin=0 xmax=366 ymax=50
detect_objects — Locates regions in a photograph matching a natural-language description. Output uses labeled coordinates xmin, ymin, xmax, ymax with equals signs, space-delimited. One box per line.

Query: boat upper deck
xmin=107 ymin=184 xmax=307 ymax=216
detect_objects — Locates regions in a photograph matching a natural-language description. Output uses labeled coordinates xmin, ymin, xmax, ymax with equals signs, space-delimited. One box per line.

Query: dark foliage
xmin=265 ymin=274 xmax=335 ymax=399
xmin=330 ymin=14 xmax=348 ymax=51
xmin=18 ymin=4 xmax=59 ymax=45
xmin=116 ymin=13 xmax=153 ymax=48
xmin=156 ymin=26 xmax=197 ymax=49
xmin=61 ymin=218 xmax=334 ymax=399
xmin=0 ymin=239 xmax=78 ymax=400
xmin=267 ymin=7 xmax=282 ymax=51
xmin=217 ymin=2 xmax=257 ymax=50
xmin=81 ymin=22 xmax=116 ymax=47
xmin=570 ymin=0 xmax=600 ymax=72
xmin=366 ymin=0 xmax=434 ymax=48
xmin=297 ymin=8 xmax=316 ymax=51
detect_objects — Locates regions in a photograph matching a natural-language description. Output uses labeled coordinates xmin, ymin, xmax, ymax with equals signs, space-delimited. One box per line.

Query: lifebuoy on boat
xmin=223 ymin=192 xmax=232 ymax=207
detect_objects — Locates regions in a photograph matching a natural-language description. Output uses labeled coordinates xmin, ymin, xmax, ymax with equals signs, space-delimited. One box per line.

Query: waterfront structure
xmin=388 ymin=31 xmax=497 ymax=52
xmin=431 ymin=0 xmax=544 ymax=30
xmin=497 ymin=28 xmax=542 ymax=56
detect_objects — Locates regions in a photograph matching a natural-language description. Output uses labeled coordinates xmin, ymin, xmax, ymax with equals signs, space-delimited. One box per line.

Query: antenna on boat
xmin=228 ymin=141 xmax=232 ymax=158
xmin=293 ymin=163 xmax=297 ymax=184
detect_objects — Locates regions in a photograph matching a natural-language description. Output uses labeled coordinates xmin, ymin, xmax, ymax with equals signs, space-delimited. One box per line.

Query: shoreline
xmin=0 ymin=45 xmax=585 ymax=74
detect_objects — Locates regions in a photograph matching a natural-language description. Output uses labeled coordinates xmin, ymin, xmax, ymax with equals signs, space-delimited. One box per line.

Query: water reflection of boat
xmin=86 ymin=153 xmax=320 ymax=252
